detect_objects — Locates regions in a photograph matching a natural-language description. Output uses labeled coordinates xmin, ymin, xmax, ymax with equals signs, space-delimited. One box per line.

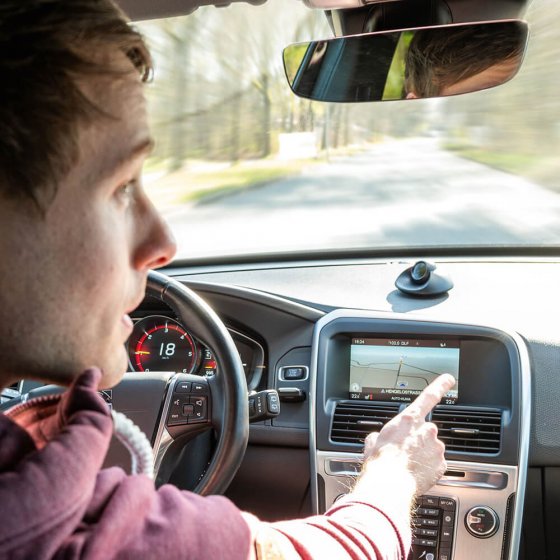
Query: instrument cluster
xmin=127 ymin=314 xmax=265 ymax=388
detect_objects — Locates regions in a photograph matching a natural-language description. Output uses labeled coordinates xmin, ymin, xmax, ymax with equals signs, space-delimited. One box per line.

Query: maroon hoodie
xmin=0 ymin=369 xmax=410 ymax=559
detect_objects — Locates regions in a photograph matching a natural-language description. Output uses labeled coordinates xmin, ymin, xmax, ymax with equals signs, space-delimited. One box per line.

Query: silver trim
xmin=309 ymin=309 xmax=531 ymax=560
xmin=152 ymin=373 xmax=181 ymax=480
xmin=318 ymin=453 xmax=518 ymax=560
xmin=437 ymin=470 xmax=507 ymax=490
xmin=278 ymin=365 xmax=309 ymax=382
xmin=509 ymin=327 xmax=531 ymax=560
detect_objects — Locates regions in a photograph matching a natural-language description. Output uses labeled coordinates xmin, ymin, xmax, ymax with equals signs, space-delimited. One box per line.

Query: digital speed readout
xmin=349 ymin=337 xmax=459 ymax=404
xmin=128 ymin=316 xmax=198 ymax=374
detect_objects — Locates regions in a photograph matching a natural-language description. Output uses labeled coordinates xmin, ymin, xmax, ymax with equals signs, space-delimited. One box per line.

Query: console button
xmin=420 ymin=518 xmax=440 ymax=527
xmin=442 ymin=512 xmax=455 ymax=526
xmin=440 ymin=527 xmax=453 ymax=542
xmin=420 ymin=529 xmax=438 ymax=538
xmin=412 ymin=538 xmax=437 ymax=548
xmin=438 ymin=550 xmax=451 ymax=560
xmin=417 ymin=508 xmax=439 ymax=517
xmin=439 ymin=498 xmax=456 ymax=511
xmin=281 ymin=366 xmax=306 ymax=380
xmin=422 ymin=496 xmax=439 ymax=507
xmin=465 ymin=506 xmax=499 ymax=538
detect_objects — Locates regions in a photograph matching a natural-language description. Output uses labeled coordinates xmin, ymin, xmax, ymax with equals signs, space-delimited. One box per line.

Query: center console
xmin=310 ymin=310 xmax=530 ymax=560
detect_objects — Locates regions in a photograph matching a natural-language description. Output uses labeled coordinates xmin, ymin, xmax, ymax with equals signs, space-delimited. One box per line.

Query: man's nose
xmin=134 ymin=202 xmax=177 ymax=270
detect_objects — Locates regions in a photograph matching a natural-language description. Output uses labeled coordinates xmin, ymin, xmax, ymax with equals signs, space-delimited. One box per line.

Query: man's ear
xmin=406 ymin=92 xmax=419 ymax=99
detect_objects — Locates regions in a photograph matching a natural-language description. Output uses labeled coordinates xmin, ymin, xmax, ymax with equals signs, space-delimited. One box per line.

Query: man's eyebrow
xmin=93 ymin=138 xmax=155 ymax=185
xmin=117 ymin=138 xmax=155 ymax=169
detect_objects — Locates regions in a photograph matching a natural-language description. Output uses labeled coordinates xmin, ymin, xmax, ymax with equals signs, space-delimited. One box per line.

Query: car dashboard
xmin=127 ymin=254 xmax=560 ymax=560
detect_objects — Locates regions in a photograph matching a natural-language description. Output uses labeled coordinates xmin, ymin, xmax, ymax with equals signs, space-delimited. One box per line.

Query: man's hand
xmin=360 ymin=374 xmax=456 ymax=496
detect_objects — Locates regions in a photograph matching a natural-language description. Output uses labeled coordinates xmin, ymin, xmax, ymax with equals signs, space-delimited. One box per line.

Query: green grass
xmin=444 ymin=144 xmax=539 ymax=175
xmin=179 ymin=161 xmax=310 ymax=204
xmin=443 ymin=143 xmax=560 ymax=192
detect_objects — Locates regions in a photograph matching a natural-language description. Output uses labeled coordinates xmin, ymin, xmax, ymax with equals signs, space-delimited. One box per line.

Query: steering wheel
xmin=1 ymin=270 xmax=249 ymax=496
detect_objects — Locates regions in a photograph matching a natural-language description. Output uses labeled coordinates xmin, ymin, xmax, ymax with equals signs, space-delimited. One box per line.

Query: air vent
xmin=331 ymin=402 xmax=400 ymax=444
xmin=432 ymin=407 xmax=502 ymax=454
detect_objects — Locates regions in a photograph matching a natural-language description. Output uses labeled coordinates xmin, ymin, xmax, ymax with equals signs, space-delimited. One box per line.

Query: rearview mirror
xmin=283 ymin=20 xmax=528 ymax=103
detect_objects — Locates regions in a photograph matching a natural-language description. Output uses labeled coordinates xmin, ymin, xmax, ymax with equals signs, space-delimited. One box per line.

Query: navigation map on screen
xmin=349 ymin=338 xmax=459 ymax=404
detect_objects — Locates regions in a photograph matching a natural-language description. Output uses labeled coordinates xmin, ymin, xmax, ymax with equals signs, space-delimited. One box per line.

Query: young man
xmin=0 ymin=1 xmax=455 ymax=558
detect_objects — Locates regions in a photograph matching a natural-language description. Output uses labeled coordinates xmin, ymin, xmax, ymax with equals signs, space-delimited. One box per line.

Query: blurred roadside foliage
xmin=138 ymin=0 xmax=560 ymax=191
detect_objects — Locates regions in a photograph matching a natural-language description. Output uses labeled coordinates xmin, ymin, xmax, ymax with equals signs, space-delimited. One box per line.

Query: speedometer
xmin=127 ymin=316 xmax=198 ymax=373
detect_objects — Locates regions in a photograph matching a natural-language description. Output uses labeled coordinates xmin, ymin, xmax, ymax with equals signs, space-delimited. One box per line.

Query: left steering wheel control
xmin=167 ymin=378 xmax=210 ymax=426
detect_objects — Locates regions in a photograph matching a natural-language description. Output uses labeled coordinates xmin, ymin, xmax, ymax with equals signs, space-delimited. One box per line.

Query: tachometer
xmin=127 ymin=316 xmax=198 ymax=374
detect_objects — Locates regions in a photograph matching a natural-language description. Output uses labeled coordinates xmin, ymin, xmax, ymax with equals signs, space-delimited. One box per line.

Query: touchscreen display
xmin=349 ymin=338 xmax=459 ymax=404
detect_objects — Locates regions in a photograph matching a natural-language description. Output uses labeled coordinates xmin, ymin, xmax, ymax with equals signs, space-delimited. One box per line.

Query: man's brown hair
xmin=0 ymin=0 xmax=151 ymax=209
xmin=405 ymin=22 xmax=526 ymax=98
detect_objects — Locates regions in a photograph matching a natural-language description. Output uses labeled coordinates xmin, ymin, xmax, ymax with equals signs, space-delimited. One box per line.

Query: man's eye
xmin=117 ymin=180 xmax=136 ymax=200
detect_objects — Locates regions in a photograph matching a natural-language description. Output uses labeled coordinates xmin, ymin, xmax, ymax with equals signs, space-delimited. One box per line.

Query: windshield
xmin=136 ymin=0 xmax=560 ymax=261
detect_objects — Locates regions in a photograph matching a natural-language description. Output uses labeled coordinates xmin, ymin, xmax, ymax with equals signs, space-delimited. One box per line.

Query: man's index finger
xmin=406 ymin=374 xmax=456 ymax=419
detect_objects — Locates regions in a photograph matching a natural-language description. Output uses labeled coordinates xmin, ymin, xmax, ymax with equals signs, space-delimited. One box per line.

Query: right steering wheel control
xmin=465 ymin=506 xmax=500 ymax=538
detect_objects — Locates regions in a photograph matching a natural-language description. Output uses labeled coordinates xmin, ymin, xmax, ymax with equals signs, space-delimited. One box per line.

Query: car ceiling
xmin=118 ymin=0 xmax=530 ymax=23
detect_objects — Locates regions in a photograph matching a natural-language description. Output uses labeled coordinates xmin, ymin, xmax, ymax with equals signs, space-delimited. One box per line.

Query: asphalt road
xmin=164 ymin=139 xmax=560 ymax=259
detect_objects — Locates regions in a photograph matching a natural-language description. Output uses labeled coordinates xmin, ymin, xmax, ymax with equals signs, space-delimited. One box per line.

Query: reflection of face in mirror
xmin=283 ymin=21 xmax=528 ymax=103
xmin=404 ymin=23 xmax=525 ymax=99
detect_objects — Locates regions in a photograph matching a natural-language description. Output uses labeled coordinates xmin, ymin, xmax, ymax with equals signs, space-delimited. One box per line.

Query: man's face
xmin=439 ymin=57 xmax=522 ymax=97
xmin=0 ymin=52 xmax=176 ymax=389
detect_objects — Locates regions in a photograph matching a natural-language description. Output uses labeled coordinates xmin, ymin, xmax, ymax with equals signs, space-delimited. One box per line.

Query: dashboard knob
xmin=465 ymin=506 xmax=499 ymax=538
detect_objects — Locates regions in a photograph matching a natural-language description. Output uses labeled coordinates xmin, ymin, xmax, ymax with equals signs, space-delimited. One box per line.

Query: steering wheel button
xmin=167 ymin=405 xmax=189 ymax=426
xmin=188 ymin=396 xmax=208 ymax=423
xmin=175 ymin=381 xmax=192 ymax=393
xmin=192 ymin=383 xmax=208 ymax=394
xmin=182 ymin=404 xmax=194 ymax=416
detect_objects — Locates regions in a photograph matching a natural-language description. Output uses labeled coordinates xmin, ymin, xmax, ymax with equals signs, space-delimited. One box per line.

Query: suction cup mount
xmin=395 ymin=260 xmax=453 ymax=297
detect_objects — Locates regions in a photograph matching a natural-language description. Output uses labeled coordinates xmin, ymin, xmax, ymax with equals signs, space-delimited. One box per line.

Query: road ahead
xmin=164 ymin=139 xmax=560 ymax=259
